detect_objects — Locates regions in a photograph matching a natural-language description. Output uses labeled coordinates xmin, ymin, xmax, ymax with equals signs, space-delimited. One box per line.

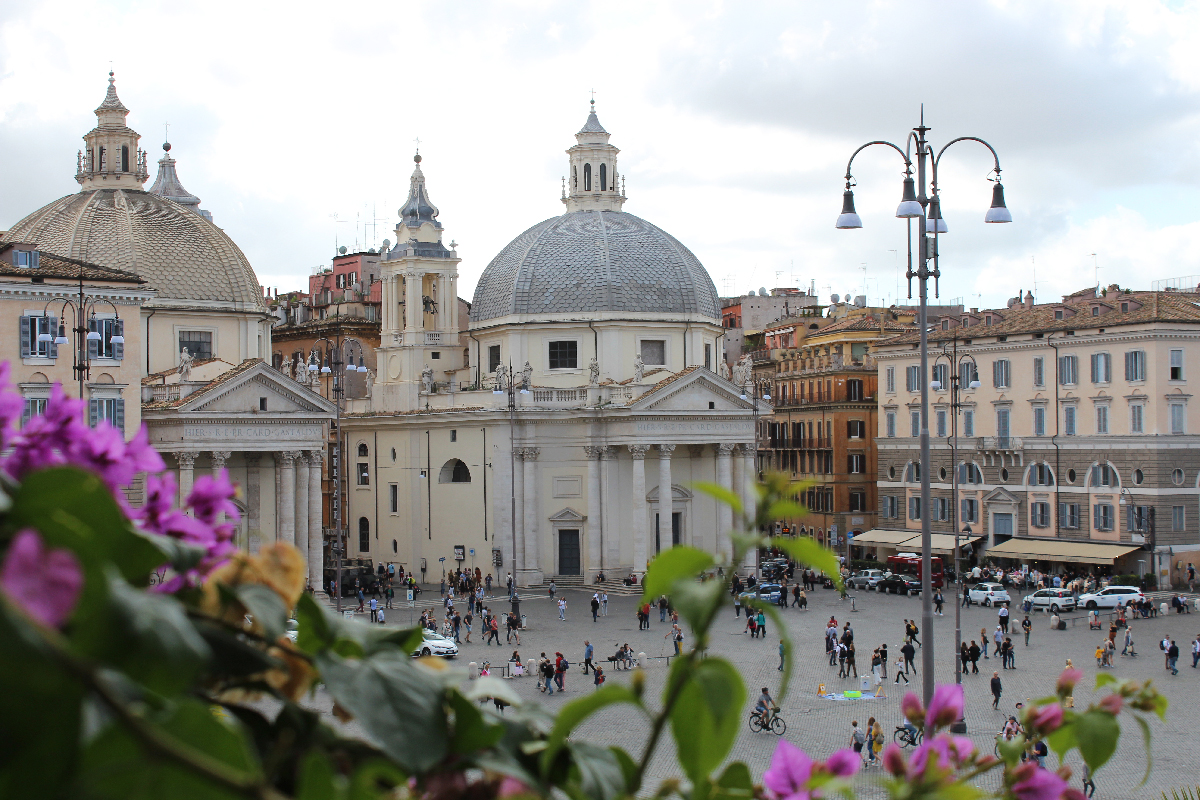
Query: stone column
xmin=601 ymin=446 xmax=619 ymax=569
xmin=521 ymin=448 xmax=541 ymax=583
xmin=245 ymin=455 xmax=261 ymax=552
xmin=294 ymin=452 xmax=310 ymax=581
xmin=657 ymin=444 xmax=675 ymax=550
xmin=277 ymin=451 xmax=298 ymax=545
xmin=308 ymin=450 xmax=324 ymax=594
xmin=512 ymin=448 xmax=525 ymax=577
xmin=736 ymin=443 xmax=757 ymax=570
xmin=715 ymin=443 xmax=736 ymax=560
xmin=211 ymin=451 xmax=231 ymax=475
xmin=177 ymin=452 xmax=196 ymax=509
xmin=630 ymin=445 xmax=651 ymax=574
xmin=688 ymin=445 xmax=706 ymax=547
xmin=585 ymin=446 xmax=604 ymax=577
xmin=732 ymin=447 xmax=744 ymax=530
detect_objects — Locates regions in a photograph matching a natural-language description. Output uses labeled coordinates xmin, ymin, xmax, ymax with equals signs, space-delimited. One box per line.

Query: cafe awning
xmin=850 ymin=529 xmax=920 ymax=547
xmin=986 ymin=538 xmax=1143 ymax=565
xmin=924 ymin=532 xmax=984 ymax=555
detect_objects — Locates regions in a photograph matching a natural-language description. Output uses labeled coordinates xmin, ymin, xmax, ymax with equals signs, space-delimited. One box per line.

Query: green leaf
xmin=1046 ymin=720 xmax=1077 ymax=761
xmin=296 ymin=594 xmax=421 ymax=658
xmin=642 ymin=546 xmax=715 ymax=602
xmin=566 ymin=741 xmax=627 ymax=800
xmin=317 ymin=651 xmax=448 ymax=772
xmin=192 ymin=619 xmax=282 ymax=679
xmin=1133 ymin=714 xmax=1153 ymax=786
xmin=692 ymin=481 xmax=743 ymax=516
xmin=449 ymin=691 xmax=503 ymax=754
xmin=234 ymin=583 xmax=287 ymax=642
xmin=997 ymin=734 xmax=1026 ymax=766
xmin=667 ymin=579 xmax=728 ymax=635
xmin=296 ymin=593 xmax=337 ymax=654
xmin=609 ymin=747 xmax=638 ymax=794
xmin=1094 ymin=672 xmax=1118 ymax=689
xmin=773 ymin=538 xmax=842 ymax=588
xmin=1075 ymin=710 xmax=1120 ymax=773
xmin=543 ymin=684 xmax=643 ymax=769
xmin=714 ymin=762 xmax=754 ymax=800
xmin=752 ymin=602 xmax=793 ymax=699
xmin=669 ymin=657 xmax=745 ymax=784
xmin=348 ymin=758 xmax=407 ymax=800
xmin=297 ymin=750 xmax=344 ymax=800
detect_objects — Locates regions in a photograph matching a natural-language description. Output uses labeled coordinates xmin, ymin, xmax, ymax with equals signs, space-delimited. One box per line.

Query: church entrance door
xmin=558 ymin=529 xmax=580 ymax=576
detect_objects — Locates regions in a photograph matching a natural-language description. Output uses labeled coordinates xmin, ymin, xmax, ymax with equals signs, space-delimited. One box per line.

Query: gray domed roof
xmin=470 ymin=210 xmax=719 ymax=323
xmin=3 ymin=189 xmax=266 ymax=311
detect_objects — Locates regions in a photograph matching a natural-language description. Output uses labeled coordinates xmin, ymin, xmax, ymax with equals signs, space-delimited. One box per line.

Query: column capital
xmin=277 ymin=450 xmax=301 ymax=467
xmin=584 ymin=445 xmax=606 ymax=458
xmin=177 ymin=452 xmax=196 ymax=469
xmin=715 ymin=442 xmax=737 ymax=456
xmin=657 ymin=443 xmax=676 ymax=455
xmin=736 ymin=442 xmax=755 ymax=456
xmin=688 ymin=444 xmax=706 ymax=459
xmin=305 ymin=448 xmax=326 ymax=465
xmin=628 ymin=444 xmax=651 ymax=459
xmin=599 ymin=445 xmax=618 ymax=461
xmin=521 ymin=447 xmax=540 ymax=462
xmin=210 ymin=450 xmax=232 ymax=469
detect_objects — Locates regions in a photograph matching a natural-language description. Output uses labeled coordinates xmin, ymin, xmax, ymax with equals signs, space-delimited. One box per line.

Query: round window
xmin=1000 ymin=468 xmax=1009 ymax=482
xmin=1173 ymin=468 xmax=1185 ymax=486
xmin=1067 ymin=468 xmax=1076 ymax=484
xmin=1134 ymin=469 xmax=1144 ymax=485
xmin=939 ymin=467 xmax=947 ymax=480
xmin=888 ymin=465 xmax=896 ymax=480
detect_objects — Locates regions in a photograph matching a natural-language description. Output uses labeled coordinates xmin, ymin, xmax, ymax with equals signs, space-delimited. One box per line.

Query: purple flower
xmin=1 ymin=384 xmax=87 ymax=480
xmin=881 ymin=743 xmax=907 ymax=776
xmin=1056 ymin=667 xmax=1083 ymax=695
xmin=1098 ymin=694 xmax=1123 ymax=715
xmin=187 ymin=470 xmax=240 ymax=526
xmin=822 ymin=749 xmax=860 ymax=778
xmin=925 ymin=684 xmax=964 ymax=730
xmin=0 ymin=362 xmax=25 ymax=450
xmin=901 ymin=692 xmax=925 ymax=725
xmin=1029 ymin=704 xmax=1064 ymax=734
xmin=764 ymin=740 xmax=815 ymax=800
xmin=908 ymin=738 xmax=955 ymax=781
xmin=0 ymin=529 xmax=83 ymax=627
xmin=1012 ymin=765 xmax=1068 ymax=800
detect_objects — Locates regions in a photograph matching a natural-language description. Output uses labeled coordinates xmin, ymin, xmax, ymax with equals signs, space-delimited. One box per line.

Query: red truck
xmin=886 ymin=553 xmax=945 ymax=590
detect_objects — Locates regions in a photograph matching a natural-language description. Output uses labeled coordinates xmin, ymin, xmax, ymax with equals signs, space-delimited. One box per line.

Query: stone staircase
xmin=525 ymin=576 xmax=645 ymax=597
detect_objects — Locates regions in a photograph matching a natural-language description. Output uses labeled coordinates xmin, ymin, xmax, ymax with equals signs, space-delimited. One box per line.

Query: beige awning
xmin=986 ymin=538 xmax=1143 ymax=565
xmin=850 ymin=529 xmax=920 ymax=547
xmin=924 ymin=533 xmax=984 ymax=555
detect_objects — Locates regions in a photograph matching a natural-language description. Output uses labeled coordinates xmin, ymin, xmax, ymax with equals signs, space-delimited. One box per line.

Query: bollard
xmin=1160 ymin=602 xmax=1169 ymax=616
xmin=850 ymin=596 xmax=858 ymax=613
xmin=1051 ymin=614 xmax=1060 ymax=630
xmin=638 ymin=651 xmax=647 ymax=668
xmin=521 ymin=613 xmax=527 ymax=629
xmin=468 ymin=661 xmax=479 ymax=680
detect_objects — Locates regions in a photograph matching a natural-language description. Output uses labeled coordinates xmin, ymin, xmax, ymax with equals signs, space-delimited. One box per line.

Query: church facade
xmin=343 ymin=105 xmax=761 ymax=586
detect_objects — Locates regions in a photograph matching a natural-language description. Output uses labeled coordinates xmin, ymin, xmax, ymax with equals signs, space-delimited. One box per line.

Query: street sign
xmin=453 ymin=545 xmax=465 ymax=561
xmin=407 ymin=589 xmax=415 ymax=607
xmin=469 ymin=548 xmax=475 ymax=557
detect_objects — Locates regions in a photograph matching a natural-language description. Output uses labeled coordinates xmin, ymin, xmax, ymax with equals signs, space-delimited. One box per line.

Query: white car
xmin=412 ymin=630 xmax=459 ymax=658
xmin=1022 ymin=589 xmax=1076 ymax=614
xmin=846 ymin=569 xmax=886 ymax=590
xmin=968 ymin=582 xmax=1010 ymax=606
xmin=1078 ymin=585 xmax=1144 ymax=610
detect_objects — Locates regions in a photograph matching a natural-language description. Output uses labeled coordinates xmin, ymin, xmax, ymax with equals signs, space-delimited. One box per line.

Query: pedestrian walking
xmin=893 ymin=654 xmax=909 ymax=684
xmin=549 ymin=580 xmax=557 ymax=599
xmin=485 ymin=574 xmax=492 ymax=596
xmin=962 ymin=583 xmax=971 ymax=607
xmin=734 ymin=594 xmax=743 ymax=618
xmin=583 ymin=640 xmax=594 ymax=674
xmin=901 ymin=641 xmax=916 ymax=675
xmin=1121 ymin=627 xmax=1135 ymax=656
xmin=1022 ymin=616 xmax=1032 ymax=646
xmin=933 ymin=590 xmax=944 ymax=616
xmin=799 ymin=589 xmax=808 ymax=610
xmin=1192 ymin=635 xmax=1200 ymax=668
xmin=558 ymin=597 xmax=567 ymax=621
xmin=756 ymin=609 xmax=767 ymax=638
xmin=981 ymin=627 xmax=989 ymax=659
xmin=968 ymin=641 xmax=981 ymax=673
xmin=879 ymin=643 xmax=888 ymax=680
xmin=998 ymin=604 xmax=1010 ymax=633
xmin=993 ymin=626 xmax=1003 ymax=659
xmin=658 ymin=595 xmax=669 ymax=622
xmin=601 ymin=591 xmax=608 ymax=616
xmin=778 ymin=639 xmax=786 ymax=671
xmin=593 ymin=664 xmax=605 ymax=688
xmin=905 ymin=619 xmax=921 ymax=647
xmin=792 ymin=584 xmax=801 ymax=607
xmin=990 ymin=671 xmax=1002 ymax=709
xmin=1168 ymin=639 xmax=1180 ymax=675
xmin=357 ymin=588 xmax=366 ymax=613
xmin=540 ymin=657 xmax=556 ymax=695
xmin=463 ymin=612 xmax=473 ymax=643
xmin=591 ymin=594 xmax=600 ymax=622
xmin=554 ymin=652 xmax=567 ymax=690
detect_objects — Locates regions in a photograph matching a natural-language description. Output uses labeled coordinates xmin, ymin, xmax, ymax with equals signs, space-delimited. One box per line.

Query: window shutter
xmin=48 ymin=319 xmax=58 ymax=359
xmin=21 ymin=398 xmax=32 ymax=427
xmin=88 ymin=398 xmax=98 ymax=428
xmin=115 ymin=399 xmax=125 ymax=436
xmin=1090 ymin=354 xmax=1098 ymax=383
xmin=112 ymin=319 xmax=124 ymax=361
xmin=992 ymin=360 xmax=1000 ymax=387
xmin=87 ymin=319 xmax=99 ymax=359
xmin=30 ymin=251 xmax=39 ymax=269
xmin=19 ymin=316 xmax=31 ymax=358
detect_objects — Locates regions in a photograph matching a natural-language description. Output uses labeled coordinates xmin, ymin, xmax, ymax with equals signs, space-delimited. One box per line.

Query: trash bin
xmin=638 ymin=651 xmax=647 ymax=668
xmin=468 ymin=661 xmax=478 ymax=680
xmin=1160 ymin=602 xmax=1169 ymax=615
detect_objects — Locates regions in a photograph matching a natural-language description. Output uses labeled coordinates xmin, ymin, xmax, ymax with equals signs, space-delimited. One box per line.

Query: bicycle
xmin=749 ymin=707 xmax=787 ymax=736
xmin=893 ymin=725 xmax=922 ymax=748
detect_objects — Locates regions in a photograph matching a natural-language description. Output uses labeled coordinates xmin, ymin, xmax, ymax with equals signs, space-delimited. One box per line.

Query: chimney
xmin=1024 ymin=291 xmax=1034 ymax=309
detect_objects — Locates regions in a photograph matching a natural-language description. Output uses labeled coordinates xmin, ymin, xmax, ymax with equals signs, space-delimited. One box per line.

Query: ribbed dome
xmin=3 ymin=188 xmax=266 ymax=311
xmin=470 ymin=209 xmax=719 ymax=323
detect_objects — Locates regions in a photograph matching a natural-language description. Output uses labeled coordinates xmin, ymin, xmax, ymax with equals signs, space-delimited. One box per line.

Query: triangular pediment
xmin=548 ymin=507 xmax=586 ymax=522
xmin=178 ymin=361 xmax=336 ymax=415
xmin=983 ymin=486 xmax=1021 ymax=504
xmin=631 ymin=368 xmax=758 ymax=412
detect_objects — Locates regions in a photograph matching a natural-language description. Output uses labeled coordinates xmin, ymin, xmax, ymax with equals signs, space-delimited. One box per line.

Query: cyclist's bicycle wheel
xmin=770 ymin=716 xmax=787 ymax=736
xmin=893 ymin=728 xmax=921 ymax=748
xmin=748 ymin=713 xmax=765 ymax=732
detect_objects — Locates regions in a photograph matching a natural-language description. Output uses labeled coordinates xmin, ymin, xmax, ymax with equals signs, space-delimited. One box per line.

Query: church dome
xmin=1 ymin=74 xmax=266 ymax=313
xmin=470 ymin=209 xmax=720 ymax=323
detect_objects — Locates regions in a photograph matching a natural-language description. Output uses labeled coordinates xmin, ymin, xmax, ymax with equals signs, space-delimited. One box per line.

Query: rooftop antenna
xmin=164 ymin=121 xmax=170 ymax=143
xmin=1031 ymin=255 xmax=1038 ymax=301
xmin=861 ymin=262 xmax=868 ymax=304
xmin=1090 ymin=253 xmax=1099 ymax=288
xmin=888 ymin=249 xmax=899 ymax=306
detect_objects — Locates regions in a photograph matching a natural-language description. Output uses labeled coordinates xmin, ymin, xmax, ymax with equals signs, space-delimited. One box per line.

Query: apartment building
xmin=871 ymin=285 xmax=1200 ymax=587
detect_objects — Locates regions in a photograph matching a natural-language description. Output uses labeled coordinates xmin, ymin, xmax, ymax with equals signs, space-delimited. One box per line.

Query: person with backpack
xmin=591 ymin=594 xmax=600 ymax=622
xmin=539 ymin=656 xmax=556 ymax=695
xmin=658 ymin=595 xmax=669 ymax=622
xmin=745 ymin=614 xmax=758 ymax=638
xmin=849 ymin=721 xmax=866 ymax=757
xmin=554 ymin=652 xmax=568 ymax=690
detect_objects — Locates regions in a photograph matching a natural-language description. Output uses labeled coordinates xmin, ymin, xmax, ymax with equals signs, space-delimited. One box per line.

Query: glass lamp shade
xmin=926 ymin=200 xmax=948 ymax=233
xmin=895 ymin=176 xmax=923 ymax=218
xmin=110 ymin=333 xmax=124 ymax=344
xmin=762 ymin=393 xmax=771 ymax=401
xmin=54 ymin=324 xmax=69 ymax=345
xmin=930 ymin=380 xmax=942 ymax=391
xmin=86 ymin=330 xmax=102 ymax=341
xmin=968 ymin=380 xmax=981 ymax=389
xmin=836 ymin=190 xmax=863 ymax=229
xmin=321 ymin=363 xmax=332 ymax=374
xmin=985 ymin=182 xmax=1012 ymax=223
xmin=37 ymin=331 xmax=53 ymax=343
xmin=307 ymin=361 xmax=319 ymax=373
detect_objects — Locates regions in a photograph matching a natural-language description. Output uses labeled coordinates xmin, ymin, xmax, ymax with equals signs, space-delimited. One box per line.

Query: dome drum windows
xmin=121 ymin=145 xmax=129 ymax=173
xmin=599 ymin=163 xmax=607 ymax=191
xmin=584 ymin=163 xmax=592 ymax=191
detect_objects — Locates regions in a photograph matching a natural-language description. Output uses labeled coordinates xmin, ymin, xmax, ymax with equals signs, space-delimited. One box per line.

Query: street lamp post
xmin=836 ymin=108 xmax=1011 ymax=706
xmin=39 ymin=265 xmax=126 ymax=405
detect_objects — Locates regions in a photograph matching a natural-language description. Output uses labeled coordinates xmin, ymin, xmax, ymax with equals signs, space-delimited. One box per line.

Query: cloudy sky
xmin=2 ymin=0 xmax=1199 ymax=311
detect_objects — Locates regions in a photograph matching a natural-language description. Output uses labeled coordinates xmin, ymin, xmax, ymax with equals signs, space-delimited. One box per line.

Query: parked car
xmin=1078 ymin=585 xmax=1144 ymax=610
xmin=846 ymin=569 xmax=886 ymax=590
xmin=1021 ymin=588 xmax=1076 ymax=614
xmin=878 ymin=574 xmax=922 ymax=595
xmin=412 ymin=630 xmax=459 ymax=659
xmin=968 ymin=582 xmax=1010 ymax=606
xmin=738 ymin=583 xmax=783 ymax=604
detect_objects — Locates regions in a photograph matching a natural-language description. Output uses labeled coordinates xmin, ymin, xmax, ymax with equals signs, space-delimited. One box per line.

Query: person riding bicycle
xmin=755 ymin=687 xmax=777 ymax=727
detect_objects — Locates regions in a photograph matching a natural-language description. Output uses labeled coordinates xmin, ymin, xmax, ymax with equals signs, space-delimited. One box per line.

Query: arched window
xmin=98 ymin=146 xmax=106 ymax=170
xmin=439 ymin=458 xmax=472 ymax=483
xmin=584 ymin=163 xmax=592 ymax=191
xmin=600 ymin=163 xmax=607 ymax=191
xmin=358 ymin=443 xmax=369 ymax=457
xmin=572 ymin=165 xmax=577 ymax=188
xmin=121 ymin=145 xmax=129 ymax=172
xmin=358 ymin=517 xmax=370 ymax=551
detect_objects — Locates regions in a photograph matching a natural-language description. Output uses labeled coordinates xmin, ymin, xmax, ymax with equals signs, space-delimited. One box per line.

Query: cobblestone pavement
xmin=309 ymin=584 xmax=1200 ymax=798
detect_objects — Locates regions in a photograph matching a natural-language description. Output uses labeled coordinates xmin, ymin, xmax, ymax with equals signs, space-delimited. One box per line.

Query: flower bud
xmin=1098 ymin=694 xmax=1123 ymax=715
xmin=901 ymin=692 xmax=925 ymax=725
xmin=1056 ymin=667 xmax=1083 ymax=696
xmin=1029 ymin=704 xmax=1064 ymax=734
xmin=631 ymin=668 xmax=645 ymax=698
xmin=881 ymin=743 xmax=907 ymax=777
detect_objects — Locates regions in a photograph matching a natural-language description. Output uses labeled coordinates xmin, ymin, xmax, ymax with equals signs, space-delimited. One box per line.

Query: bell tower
xmin=373 ymin=152 xmax=462 ymax=412
xmin=75 ymin=72 xmax=148 ymax=191
xmin=562 ymin=99 xmax=626 ymax=213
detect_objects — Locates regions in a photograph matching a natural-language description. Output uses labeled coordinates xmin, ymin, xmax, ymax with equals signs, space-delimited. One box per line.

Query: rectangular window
xmin=449 ymin=429 xmax=457 ymax=442
xmin=1126 ymin=505 xmax=1152 ymax=532
xmin=179 ymin=330 xmax=213 ymax=361
xmin=1170 ymin=348 xmax=1184 ymax=381
xmin=488 ymin=344 xmax=501 ymax=373
xmin=847 ymin=379 xmax=863 ymax=401
xmin=1058 ymin=503 xmax=1080 ymax=529
xmin=1094 ymin=503 xmax=1114 ymax=531
xmin=19 ymin=315 xmax=58 ymax=359
xmin=704 ymin=343 xmax=712 ymax=370
xmin=886 ymin=367 xmax=895 ymax=394
xmin=936 ymin=409 xmax=947 ymax=437
xmin=1096 ymin=405 xmax=1109 ymax=434
xmin=1064 ymin=405 xmax=1077 ymax=436
xmin=881 ymin=496 xmax=898 ymax=519
xmin=22 ymin=396 xmax=48 ymax=426
xmin=885 ymin=411 xmax=896 ymax=438
xmin=963 ymin=409 xmax=974 ymax=437
xmin=849 ymin=491 xmax=867 ymax=512
xmin=935 ymin=497 xmax=950 ymax=521
xmin=389 ymin=484 xmax=398 ymax=513
xmin=961 ymin=498 xmax=978 ymax=523
xmin=932 ymin=363 xmax=948 ymax=389
xmin=14 ymin=249 xmax=40 ymax=268
xmin=1032 ymin=357 xmax=1044 ymax=387
xmin=357 ymin=462 xmax=370 ymax=486
xmin=1091 ymin=464 xmax=1114 ymax=486
xmin=1030 ymin=502 xmax=1050 ymax=528
xmin=1171 ymin=403 xmax=1185 ymax=435
xmin=848 ymin=453 xmax=864 ymax=473
xmin=1172 ymin=505 xmax=1184 ymax=531
xmin=908 ymin=496 xmax=922 ymax=520
xmin=1090 ymin=352 xmax=1111 ymax=384
xmin=847 ymin=419 xmax=866 ymax=438
xmin=992 ymin=359 xmax=1011 ymax=388
xmin=88 ymin=397 xmax=125 ymax=435
xmin=1058 ymin=354 xmax=1078 ymax=385
xmin=548 ymin=340 xmax=578 ymax=369
xmin=640 ymin=339 xmax=666 ymax=366
xmin=88 ymin=317 xmax=124 ymax=361
xmin=910 ymin=411 xmax=920 ymax=438
xmin=1124 ymin=350 xmax=1146 ymax=382
xmin=961 ymin=361 xmax=978 ymax=387
xmin=1033 ymin=406 xmax=1046 ymax=437
xmin=996 ymin=407 xmax=1011 ymax=443
xmin=905 ymin=365 xmax=922 ymax=392
xmin=1131 ymin=404 xmax=1143 ymax=433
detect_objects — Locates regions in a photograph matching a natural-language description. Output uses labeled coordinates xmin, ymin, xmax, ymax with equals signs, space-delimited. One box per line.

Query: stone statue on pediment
xmin=494 ymin=364 xmax=509 ymax=392
xmin=178 ymin=347 xmax=194 ymax=382
xmin=521 ymin=361 xmax=532 ymax=392
xmin=588 ymin=356 xmax=600 ymax=386
xmin=421 ymin=365 xmax=434 ymax=394
xmin=633 ymin=352 xmax=645 ymax=383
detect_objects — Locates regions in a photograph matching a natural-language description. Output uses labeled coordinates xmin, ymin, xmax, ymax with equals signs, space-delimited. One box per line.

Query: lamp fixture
xmin=896 ymin=175 xmax=923 ymax=218
xmin=835 ymin=189 xmax=863 ymax=229
xmin=926 ymin=197 xmax=948 ymax=233
xmin=54 ymin=323 xmax=69 ymax=346
xmin=984 ymin=182 xmax=1012 ymax=223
